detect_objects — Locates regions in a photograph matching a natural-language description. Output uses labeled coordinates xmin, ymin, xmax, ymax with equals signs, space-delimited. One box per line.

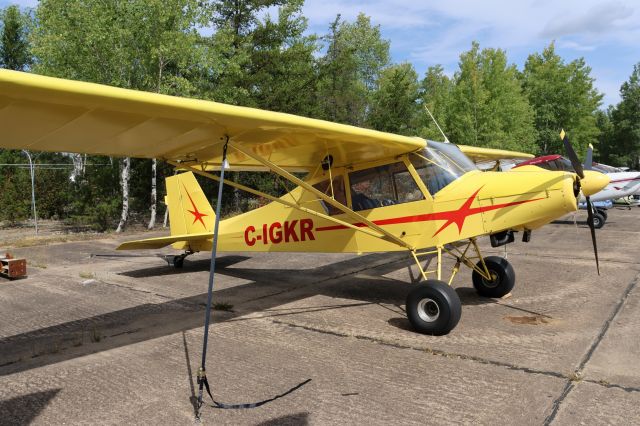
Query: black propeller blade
xmin=585 ymin=196 xmax=600 ymax=275
xmin=561 ymin=129 xmax=584 ymax=179
xmin=560 ymin=129 xmax=599 ymax=275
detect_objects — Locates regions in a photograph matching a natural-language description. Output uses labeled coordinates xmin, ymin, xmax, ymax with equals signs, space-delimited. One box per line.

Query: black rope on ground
xmin=198 ymin=374 xmax=311 ymax=410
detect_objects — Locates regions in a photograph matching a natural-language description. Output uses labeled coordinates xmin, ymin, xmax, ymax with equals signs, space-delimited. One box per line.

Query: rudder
xmin=165 ymin=172 xmax=215 ymax=235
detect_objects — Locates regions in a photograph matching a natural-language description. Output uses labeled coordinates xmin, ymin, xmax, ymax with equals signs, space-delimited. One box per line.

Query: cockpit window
xmin=542 ymin=158 xmax=577 ymax=172
xmin=348 ymin=162 xmax=423 ymax=211
xmin=557 ymin=158 xmax=574 ymax=171
xmin=409 ymin=141 xmax=476 ymax=195
xmin=312 ymin=175 xmax=347 ymax=215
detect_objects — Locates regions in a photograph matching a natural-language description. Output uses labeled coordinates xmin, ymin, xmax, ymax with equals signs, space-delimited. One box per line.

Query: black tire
xmin=592 ymin=212 xmax=605 ymax=229
xmin=173 ymin=255 xmax=184 ymax=268
xmin=596 ymin=209 xmax=608 ymax=221
xmin=472 ymin=256 xmax=515 ymax=298
xmin=406 ymin=280 xmax=461 ymax=335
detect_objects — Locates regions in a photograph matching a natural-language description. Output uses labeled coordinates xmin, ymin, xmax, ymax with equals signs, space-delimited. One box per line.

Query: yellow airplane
xmin=0 ymin=69 xmax=609 ymax=336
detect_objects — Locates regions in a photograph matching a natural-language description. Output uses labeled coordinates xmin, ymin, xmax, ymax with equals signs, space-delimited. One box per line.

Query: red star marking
xmin=431 ymin=187 xmax=484 ymax=236
xmin=315 ymin=186 xmax=544 ymax=237
xmin=183 ymin=184 xmax=208 ymax=229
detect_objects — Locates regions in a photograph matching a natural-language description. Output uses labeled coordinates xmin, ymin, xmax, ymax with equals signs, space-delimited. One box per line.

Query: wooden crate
xmin=1 ymin=257 xmax=27 ymax=279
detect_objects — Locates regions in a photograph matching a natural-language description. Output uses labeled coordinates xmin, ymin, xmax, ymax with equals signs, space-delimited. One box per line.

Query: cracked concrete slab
xmin=0 ymin=207 xmax=639 ymax=424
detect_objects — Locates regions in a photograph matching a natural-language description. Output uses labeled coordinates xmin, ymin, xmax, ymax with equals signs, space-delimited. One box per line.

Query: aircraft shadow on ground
xmin=0 ymin=389 xmax=61 ymax=426
xmin=0 ymin=252 xmax=493 ymax=376
xmin=256 ymin=413 xmax=310 ymax=425
xmin=119 ymin=255 xmax=250 ymax=278
xmin=551 ymin=219 xmax=590 ymax=226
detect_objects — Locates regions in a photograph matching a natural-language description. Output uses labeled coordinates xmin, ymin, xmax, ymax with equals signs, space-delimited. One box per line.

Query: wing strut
xmin=229 ymin=141 xmax=414 ymax=250
xmin=167 ymin=160 xmax=386 ymax=240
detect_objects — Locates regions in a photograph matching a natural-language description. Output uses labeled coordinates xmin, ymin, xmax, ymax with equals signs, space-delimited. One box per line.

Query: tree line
xmin=0 ymin=1 xmax=638 ymax=231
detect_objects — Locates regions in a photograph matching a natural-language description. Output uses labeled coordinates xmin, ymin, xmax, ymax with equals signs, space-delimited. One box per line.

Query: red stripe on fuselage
xmin=610 ymin=176 xmax=640 ymax=184
xmin=316 ymin=188 xmax=544 ymax=237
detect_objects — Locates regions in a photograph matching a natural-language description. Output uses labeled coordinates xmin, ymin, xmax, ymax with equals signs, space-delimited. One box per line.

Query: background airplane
xmin=510 ymin=153 xmax=640 ymax=227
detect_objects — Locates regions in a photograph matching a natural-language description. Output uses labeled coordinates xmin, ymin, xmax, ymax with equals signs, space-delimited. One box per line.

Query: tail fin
xmin=166 ymin=172 xmax=215 ymax=235
xmin=584 ymin=143 xmax=593 ymax=171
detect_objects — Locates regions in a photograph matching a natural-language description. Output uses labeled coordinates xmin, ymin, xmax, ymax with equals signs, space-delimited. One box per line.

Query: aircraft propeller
xmin=560 ymin=130 xmax=600 ymax=274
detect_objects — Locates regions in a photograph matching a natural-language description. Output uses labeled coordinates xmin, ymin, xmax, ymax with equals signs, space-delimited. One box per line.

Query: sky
xmin=3 ymin=0 xmax=638 ymax=107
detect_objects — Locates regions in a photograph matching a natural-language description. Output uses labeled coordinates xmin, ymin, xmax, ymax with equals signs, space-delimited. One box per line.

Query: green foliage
xmin=368 ymin=63 xmax=420 ymax=135
xmin=0 ymin=5 xmax=32 ymax=71
xmin=447 ymin=42 xmax=536 ymax=152
xmin=33 ymin=0 xmax=202 ymax=92
xmin=317 ymin=13 xmax=390 ymax=126
xmin=0 ymin=150 xmax=71 ymax=224
xmin=247 ymin=1 xmax=319 ymax=115
xmin=522 ymin=42 xmax=603 ymax=156
xmin=610 ymin=63 xmax=640 ymax=169
xmin=417 ymin=65 xmax=453 ymax=141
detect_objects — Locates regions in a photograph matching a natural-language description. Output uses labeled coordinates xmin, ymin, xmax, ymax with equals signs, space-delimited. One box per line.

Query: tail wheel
xmin=406 ymin=280 xmax=461 ymax=335
xmin=173 ymin=255 xmax=185 ymax=268
xmin=472 ymin=256 xmax=515 ymax=298
xmin=592 ymin=212 xmax=605 ymax=229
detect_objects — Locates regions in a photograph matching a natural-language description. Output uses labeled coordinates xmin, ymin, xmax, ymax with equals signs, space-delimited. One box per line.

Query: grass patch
xmin=568 ymin=371 xmax=584 ymax=382
xmin=79 ymin=271 xmax=95 ymax=279
xmin=90 ymin=326 xmax=102 ymax=343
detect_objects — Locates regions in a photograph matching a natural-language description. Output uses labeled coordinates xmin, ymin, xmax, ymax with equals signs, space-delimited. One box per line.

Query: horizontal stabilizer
xmin=116 ymin=232 xmax=212 ymax=250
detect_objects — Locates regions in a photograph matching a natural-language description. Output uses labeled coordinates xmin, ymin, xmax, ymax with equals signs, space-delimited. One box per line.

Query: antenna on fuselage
xmin=423 ymin=105 xmax=450 ymax=143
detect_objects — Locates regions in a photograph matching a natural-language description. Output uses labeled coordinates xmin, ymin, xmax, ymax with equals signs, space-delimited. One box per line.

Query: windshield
xmin=592 ymin=163 xmax=620 ymax=173
xmin=410 ymin=141 xmax=477 ymax=195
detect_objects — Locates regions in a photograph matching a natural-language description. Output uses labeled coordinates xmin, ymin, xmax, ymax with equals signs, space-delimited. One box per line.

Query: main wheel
xmin=596 ymin=209 xmax=608 ymax=221
xmin=406 ymin=280 xmax=461 ymax=335
xmin=472 ymin=256 xmax=515 ymax=298
xmin=592 ymin=212 xmax=605 ymax=229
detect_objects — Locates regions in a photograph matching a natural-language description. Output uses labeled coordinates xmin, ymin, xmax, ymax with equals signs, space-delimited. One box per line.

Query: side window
xmin=312 ymin=175 xmax=347 ymax=216
xmin=348 ymin=162 xmax=423 ymax=212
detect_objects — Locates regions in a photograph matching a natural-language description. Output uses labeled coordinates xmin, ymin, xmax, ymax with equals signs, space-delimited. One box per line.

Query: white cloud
xmin=556 ymin=40 xmax=598 ymax=52
xmin=541 ymin=1 xmax=635 ymax=38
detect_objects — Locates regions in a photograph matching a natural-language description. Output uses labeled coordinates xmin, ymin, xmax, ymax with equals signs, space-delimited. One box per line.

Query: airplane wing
xmin=457 ymin=145 xmax=534 ymax=163
xmin=0 ymin=70 xmax=425 ymax=171
xmin=116 ymin=232 xmax=212 ymax=250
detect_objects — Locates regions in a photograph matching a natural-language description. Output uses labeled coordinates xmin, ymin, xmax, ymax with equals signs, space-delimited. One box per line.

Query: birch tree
xmin=116 ymin=158 xmax=130 ymax=233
